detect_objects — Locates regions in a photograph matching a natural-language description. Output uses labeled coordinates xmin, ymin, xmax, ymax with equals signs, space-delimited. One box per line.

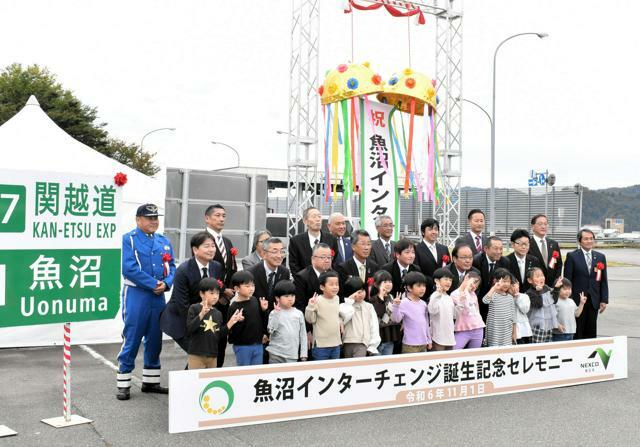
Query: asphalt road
xmin=1 ymin=248 xmax=639 ymax=446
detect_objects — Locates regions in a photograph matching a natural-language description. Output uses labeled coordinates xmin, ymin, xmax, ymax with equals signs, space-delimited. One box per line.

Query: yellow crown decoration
xmin=318 ymin=62 xmax=384 ymax=105
xmin=377 ymin=68 xmax=437 ymax=116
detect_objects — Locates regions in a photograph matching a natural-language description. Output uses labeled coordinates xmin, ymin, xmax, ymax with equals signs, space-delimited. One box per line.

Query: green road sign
xmin=0 ymin=170 xmax=123 ymax=328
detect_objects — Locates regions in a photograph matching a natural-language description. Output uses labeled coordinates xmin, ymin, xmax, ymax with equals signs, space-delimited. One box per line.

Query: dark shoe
xmin=116 ymin=387 xmax=130 ymax=400
xmin=141 ymin=383 xmax=168 ymax=394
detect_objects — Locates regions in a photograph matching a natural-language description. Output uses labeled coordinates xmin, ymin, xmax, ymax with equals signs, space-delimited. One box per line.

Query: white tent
xmin=0 ymin=96 xmax=165 ymax=347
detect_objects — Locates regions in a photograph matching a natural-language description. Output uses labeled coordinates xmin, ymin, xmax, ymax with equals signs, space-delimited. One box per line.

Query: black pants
xmin=575 ymin=300 xmax=599 ymax=339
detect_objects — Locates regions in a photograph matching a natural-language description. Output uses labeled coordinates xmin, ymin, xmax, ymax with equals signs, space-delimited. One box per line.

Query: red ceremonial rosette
xmin=114 ymin=172 xmax=128 ymax=186
xmin=330 ymin=249 xmax=335 ymax=258
xmin=230 ymin=247 xmax=238 ymax=257
xmin=552 ymin=250 xmax=560 ymax=259
xmin=442 ymin=255 xmax=450 ymax=265
xmin=367 ymin=277 xmax=374 ymax=286
xmin=596 ymin=262 xmax=605 ymax=270
xmin=161 ymin=252 xmax=172 ymax=277
xmin=217 ymin=279 xmax=224 ymax=289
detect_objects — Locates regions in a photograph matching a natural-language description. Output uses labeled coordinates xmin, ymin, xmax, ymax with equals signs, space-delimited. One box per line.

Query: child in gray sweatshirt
xmin=267 ymin=280 xmax=308 ymax=363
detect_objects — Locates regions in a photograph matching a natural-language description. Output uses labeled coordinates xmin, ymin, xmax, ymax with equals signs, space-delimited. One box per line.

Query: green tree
xmin=0 ymin=63 xmax=159 ymax=176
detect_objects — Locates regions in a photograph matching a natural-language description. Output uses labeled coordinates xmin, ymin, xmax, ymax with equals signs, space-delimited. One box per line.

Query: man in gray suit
xmin=369 ymin=214 xmax=395 ymax=266
xmin=242 ymin=230 xmax=271 ymax=270
xmin=455 ymin=209 xmax=488 ymax=256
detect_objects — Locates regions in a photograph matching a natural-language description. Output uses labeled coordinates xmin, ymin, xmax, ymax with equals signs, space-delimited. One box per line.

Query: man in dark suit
xmin=336 ymin=229 xmax=378 ymax=298
xmin=414 ymin=218 xmax=451 ymax=295
xmin=204 ymin=203 xmax=238 ymax=367
xmin=455 ymin=209 xmax=488 ymax=255
xmin=528 ymin=213 xmax=562 ymax=287
xmin=473 ymin=236 xmax=510 ymax=320
xmin=447 ymin=244 xmax=481 ymax=294
xmin=564 ymin=229 xmax=609 ymax=339
xmin=294 ymin=243 xmax=334 ymax=355
xmin=381 ymin=239 xmax=422 ymax=297
xmin=369 ymin=214 xmax=396 ymax=266
xmin=248 ymin=237 xmax=291 ymax=310
xmin=327 ymin=212 xmax=353 ymax=265
xmin=287 ymin=207 xmax=338 ymax=275
xmin=507 ymin=229 xmax=541 ymax=292
xmin=160 ymin=232 xmax=224 ymax=353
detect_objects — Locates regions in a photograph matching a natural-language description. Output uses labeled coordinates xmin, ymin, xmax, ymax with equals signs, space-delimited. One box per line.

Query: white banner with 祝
xmin=168 ymin=337 xmax=627 ymax=433
xmin=360 ymin=101 xmax=398 ymax=239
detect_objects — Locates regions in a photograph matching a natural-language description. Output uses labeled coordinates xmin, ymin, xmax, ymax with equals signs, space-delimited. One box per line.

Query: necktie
xmin=358 ymin=264 xmax=366 ymax=281
xmin=385 ymin=242 xmax=391 ymax=258
xmin=218 ymin=236 xmax=227 ymax=263
xmin=585 ymin=252 xmax=592 ymax=271
xmin=459 ymin=272 xmax=465 ymax=282
xmin=338 ymin=237 xmax=345 ymax=261
xmin=202 ymin=267 xmax=208 ymax=278
xmin=314 ymin=238 xmax=319 ymax=247
xmin=267 ymin=271 xmax=276 ymax=299
xmin=401 ymin=268 xmax=407 ymax=278
xmin=540 ymin=239 xmax=548 ymax=264
xmin=489 ymin=262 xmax=495 ymax=275
xmin=429 ymin=244 xmax=437 ymax=261
xmin=475 ymin=235 xmax=482 ymax=253
xmin=518 ymin=259 xmax=525 ymax=282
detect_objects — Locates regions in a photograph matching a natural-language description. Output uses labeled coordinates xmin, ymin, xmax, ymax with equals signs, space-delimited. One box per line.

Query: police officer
xmin=116 ymin=204 xmax=176 ymax=401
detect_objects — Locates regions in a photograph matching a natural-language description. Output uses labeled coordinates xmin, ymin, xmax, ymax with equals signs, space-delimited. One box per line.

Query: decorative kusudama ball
xmin=319 ymin=62 xmax=384 ymax=105
xmin=377 ymin=68 xmax=437 ymax=116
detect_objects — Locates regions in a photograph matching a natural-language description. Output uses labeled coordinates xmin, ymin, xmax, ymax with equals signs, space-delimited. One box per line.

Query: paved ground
xmin=1 ymin=248 xmax=639 ymax=446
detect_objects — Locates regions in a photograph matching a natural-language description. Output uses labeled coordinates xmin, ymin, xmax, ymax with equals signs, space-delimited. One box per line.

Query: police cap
xmin=136 ymin=203 xmax=163 ymax=217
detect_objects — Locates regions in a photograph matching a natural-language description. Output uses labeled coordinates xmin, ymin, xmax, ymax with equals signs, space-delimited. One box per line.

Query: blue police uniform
xmin=116 ymin=228 xmax=176 ymax=392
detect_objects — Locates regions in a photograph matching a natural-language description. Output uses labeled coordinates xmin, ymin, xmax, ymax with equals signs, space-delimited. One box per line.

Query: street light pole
xmin=491 ymin=32 xmax=548 ymax=236
xmin=210 ymin=141 xmax=241 ymax=172
xmin=140 ymin=127 xmax=176 ymax=152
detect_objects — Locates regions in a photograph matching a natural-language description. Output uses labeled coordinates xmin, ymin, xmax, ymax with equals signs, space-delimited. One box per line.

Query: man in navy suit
xmin=473 ymin=236 xmax=510 ymax=321
xmin=564 ymin=229 xmax=608 ymax=339
xmin=381 ymin=239 xmax=422 ymax=298
xmin=287 ymin=207 xmax=339 ymax=275
xmin=506 ymin=229 xmax=541 ymax=292
xmin=414 ymin=218 xmax=451 ymax=295
xmin=455 ymin=209 xmax=488 ymax=255
xmin=447 ymin=244 xmax=480 ymax=294
xmin=248 ymin=237 xmax=291 ymax=310
xmin=204 ymin=204 xmax=237 ymax=367
xmin=528 ymin=214 xmax=562 ymax=287
xmin=327 ymin=212 xmax=353 ymax=264
xmin=160 ymin=232 xmax=224 ymax=353
xmin=336 ymin=229 xmax=378 ymax=299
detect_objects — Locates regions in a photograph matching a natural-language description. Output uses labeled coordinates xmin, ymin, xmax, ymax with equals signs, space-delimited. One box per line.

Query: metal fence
xmin=164 ymin=169 xmax=268 ymax=262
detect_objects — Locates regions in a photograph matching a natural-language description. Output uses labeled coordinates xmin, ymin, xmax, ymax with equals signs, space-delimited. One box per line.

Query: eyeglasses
xmin=313 ymin=255 xmax=333 ymax=261
xmin=267 ymin=250 xmax=287 ymax=255
xmin=258 ymin=239 xmax=270 ymax=244
xmin=514 ymin=241 xmax=530 ymax=247
xmin=456 ymin=256 xmax=473 ymax=260
xmin=380 ymin=224 xmax=395 ymax=228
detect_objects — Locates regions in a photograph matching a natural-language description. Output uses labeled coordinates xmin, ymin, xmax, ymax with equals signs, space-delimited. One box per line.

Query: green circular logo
xmin=199 ymin=380 xmax=234 ymax=415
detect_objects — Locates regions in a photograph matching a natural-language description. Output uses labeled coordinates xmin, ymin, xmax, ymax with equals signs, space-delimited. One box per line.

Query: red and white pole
xmin=62 ymin=322 xmax=71 ymax=422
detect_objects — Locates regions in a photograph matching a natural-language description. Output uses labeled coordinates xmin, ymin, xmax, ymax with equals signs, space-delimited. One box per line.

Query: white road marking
xmin=79 ymin=344 xmax=142 ymax=387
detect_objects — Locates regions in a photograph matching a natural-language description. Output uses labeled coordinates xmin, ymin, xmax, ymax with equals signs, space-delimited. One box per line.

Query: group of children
xmin=184 ymin=265 xmax=588 ymax=369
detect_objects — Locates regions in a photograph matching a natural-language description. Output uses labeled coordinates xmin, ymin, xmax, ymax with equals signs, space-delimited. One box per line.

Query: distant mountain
xmin=582 ymin=185 xmax=640 ymax=232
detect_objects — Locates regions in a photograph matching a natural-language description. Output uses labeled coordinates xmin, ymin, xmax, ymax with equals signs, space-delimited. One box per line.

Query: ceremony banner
xmin=360 ymin=101 xmax=399 ymax=239
xmin=0 ymin=169 xmax=122 ymax=327
xmin=168 ymin=336 xmax=627 ymax=433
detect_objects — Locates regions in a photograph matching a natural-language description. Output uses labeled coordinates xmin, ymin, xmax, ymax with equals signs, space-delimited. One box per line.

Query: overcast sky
xmin=1 ymin=0 xmax=637 ymax=190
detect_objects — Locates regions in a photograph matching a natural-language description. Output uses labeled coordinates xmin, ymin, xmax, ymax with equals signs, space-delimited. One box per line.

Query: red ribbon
xmin=345 ymin=0 xmax=426 ymax=25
